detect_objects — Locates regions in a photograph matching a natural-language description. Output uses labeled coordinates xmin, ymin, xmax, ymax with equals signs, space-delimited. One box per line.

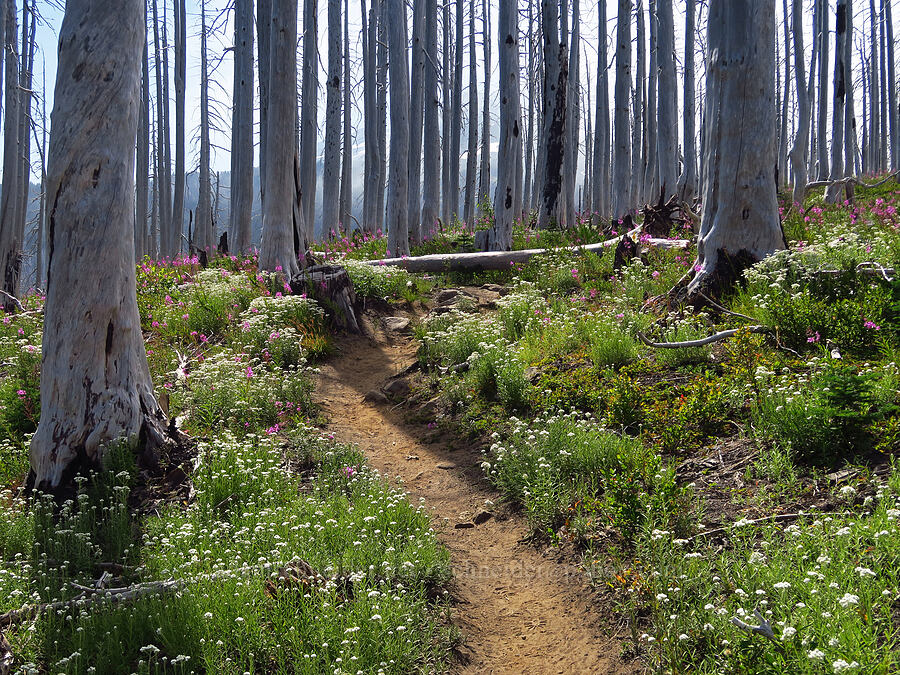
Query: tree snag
xmin=30 ymin=0 xmax=170 ymax=491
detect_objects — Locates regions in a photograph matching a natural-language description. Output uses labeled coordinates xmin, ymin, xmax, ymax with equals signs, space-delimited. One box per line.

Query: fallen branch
xmin=696 ymin=292 xmax=758 ymax=323
xmin=0 ymin=290 xmax=24 ymax=313
xmin=806 ymin=170 xmax=899 ymax=191
xmin=731 ymin=609 xmax=785 ymax=653
xmin=689 ymin=511 xmax=851 ymax=541
xmin=637 ymin=325 xmax=769 ymax=349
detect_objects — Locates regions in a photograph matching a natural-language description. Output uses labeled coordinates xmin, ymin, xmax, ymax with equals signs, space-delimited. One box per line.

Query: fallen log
xmin=290 ymin=264 xmax=361 ymax=333
xmin=637 ymin=325 xmax=769 ymax=349
xmin=357 ymin=229 xmax=690 ymax=273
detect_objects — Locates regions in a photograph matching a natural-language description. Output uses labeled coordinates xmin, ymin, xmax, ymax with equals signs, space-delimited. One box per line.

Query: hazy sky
xmin=22 ymin=0 xmax=880 ymax=189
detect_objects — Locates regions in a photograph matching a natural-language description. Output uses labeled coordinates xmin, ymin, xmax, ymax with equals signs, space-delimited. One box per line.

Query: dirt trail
xmin=314 ymin=301 xmax=633 ymax=675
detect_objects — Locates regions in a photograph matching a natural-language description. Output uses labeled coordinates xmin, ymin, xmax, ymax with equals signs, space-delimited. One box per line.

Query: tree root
xmin=637 ymin=325 xmax=769 ymax=349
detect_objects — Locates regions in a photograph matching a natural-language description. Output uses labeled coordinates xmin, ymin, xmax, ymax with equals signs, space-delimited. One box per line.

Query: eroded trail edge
xmin=314 ymin=315 xmax=632 ymax=675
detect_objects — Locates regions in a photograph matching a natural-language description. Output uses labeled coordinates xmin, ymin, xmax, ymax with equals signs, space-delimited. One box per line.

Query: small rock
xmin=473 ymin=510 xmax=493 ymax=525
xmin=454 ymin=522 xmax=475 ymax=529
xmin=481 ymin=283 xmax=504 ymax=293
xmin=364 ymin=389 xmax=389 ymax=404
xmin=383 ymin=316 xmax=411 ymax=332
xmin=383 ymin=377 xmax=411 ymax=398
xmin=436 ymin=462 xmax=456 ymax=469
xmin=406 ymin=455 xmax=420 ymax=461
xmin=435 ymin=289 xmax=460 ymax=305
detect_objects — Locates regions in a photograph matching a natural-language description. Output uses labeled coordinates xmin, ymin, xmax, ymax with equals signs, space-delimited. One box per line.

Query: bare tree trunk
xmin=843 ymin=0 xmax=856 ymax=177
xmin=676 ymin=0 xmax=697 ymax=201
xmin=260 ymin=0 xmax=305 ymax=275
xmin=229 ymin=0 xmax=254 ymax=253
xmin=564 ymin=0 xmax=580 ymax=225
xmin=340 ymin=0 xmax=353 ymax=233
xmin=816 ymin=0 xmax=829 ymax=179
xmin=643 ymin=0 xmax=659 ymax=201
xmin=35 ymin=57 xmax=46 ymax=286
xmin=362 ymin=0 xmax=378 ymax=232
xmin=136 ymin=0 xmax=151 ymax=258
xmin=632 ymin=0 xmax=645 ymax=205
xmin=825 ymin=0 xmax=848 ymax=203
xmin=463 ymin=0 xmax=478 ymax=227
xmin=31 ymin=0 xmax=169 ymax=490
xmin=257 ymin=0 xmax=271 ymax=207
xmin=583 ymin=70 xmax=592 ymax=214
xmin=196 ymin=0 xmax=213 ymax=253
xmin=16 ymin=1 xmax=36 ymax=275
xmin=878 ymin=0 xmax=888 ymax=170
xmin=322 ymin=0 xmax=342 ymax=238
xmin=151 ymin=0 xmax=167 ymax=255
xmin=523 ymin=3 xmax=536 ymax=215
xmin=489 ymin=0 xmax=521 ymax=250
xmin=886 ymin=0 xmax=898 ymax=170
xmin=0 ymin=0 xmax=20 ymax=306
xmin=612 ymin=0 xmax=632 ymax=219
xmin=537 ymin=0 xmax=568 ymax=228
xmin=421 ymin=0 xmax=440 ymax=239
xmin=477 ymin=0 xmax=491 ymax=214
xmin=300 ymin=0 xmax=319 ymax=241
xmin=778 ymin=0 xmax=790 ymax=186
xmin=656 ymin=0 xmax=677 ymax=197
xmin=160 ymin=0 xmax=173 ymax=255
xmin=449 ymin=0 xmax=464 ymax=223
xmin=789 ymin=0 xmax=813 ymax=204
xmin=408 ymin=0 xmax=425 ymax=242
xmin=172 ymin=0 xmax=186 ymax=255
xmin=386 ymin=0 xmax=410 ymax=257
xmin=375 ymin=11 xmax=387 ymax=234
xmin=441 ymin=0 xmax=452 ymax=225
xmin=592 ymin=0 xmax=609 ymax=221
xmin=686 ymin=0 xmax=783 ymax=298
xmin=870 ymin=0 xmax=881 ymax=172
xmin=151 ymin=143 xmax=159 ymax=257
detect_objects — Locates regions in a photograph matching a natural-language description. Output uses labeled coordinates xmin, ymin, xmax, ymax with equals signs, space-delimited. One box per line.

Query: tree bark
xmin=477 ymin=0 xmax=491 ymax=215
xmin=386 ymin=0 xmax=411 ymax=257
xmin=565 ymin=0 xmax=580 ymax=225
xmin=612 ymin=0 xmax=632 ymax=219
xmin=886 ymin=0 xmax=898 ymax=170
xmin=31 ymin=0 xmax=169 ymax=490
xmin=441 ymin=0 xmax=452 ymax=226
xmin=778 ymin=0 xmax=791 ymax=187
xmin=257 ymin=0 xmax=271 ymax=207
xmin=643 ymin=0 xmax=658 ymax=201
xmin=375 ymin=8 xmax=387 ymax=234
xmin=685 ymin=0 xmax=784 ymax=298
xmin=633 ymin=0 xmax=645 ymax=205
xmin=260 ymin=0 xmax=305 ymax=276
xmin=869 ymin=0 xmax=881 ymax=172
xmin=449 ymin=0 xmax=464 ymax=223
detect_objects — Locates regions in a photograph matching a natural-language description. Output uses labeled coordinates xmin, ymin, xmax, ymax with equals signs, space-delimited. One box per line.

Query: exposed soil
xmin=314 ymin=296 xmax=635 ymax=674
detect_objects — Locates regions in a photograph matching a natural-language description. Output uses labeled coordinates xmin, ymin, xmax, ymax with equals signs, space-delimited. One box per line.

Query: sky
xmin=20 ymin=0 xmax=887 ymax=197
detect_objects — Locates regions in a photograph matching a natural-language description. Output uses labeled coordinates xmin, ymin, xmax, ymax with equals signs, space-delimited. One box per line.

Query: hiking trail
xmin=314 ymin=294 xmax=633 ymax=674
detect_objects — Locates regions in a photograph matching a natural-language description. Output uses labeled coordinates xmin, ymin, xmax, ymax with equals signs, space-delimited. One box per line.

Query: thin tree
xmin=31 ymin=0 xmax=169 ymax=489
xmin=172 ymin=0 xmax=186 ymax=254
xmin=816 ymin=0 xmax=829 ymax=179
xmin=300 ymin=0 xmax=319 ymax=240
xmin=886 ymin=0 xmax=898 ymax=169
xmin=684 ymin=0 xmax=783 ymax=298
xmin=633 ymin=0 xmax=645 ymax=204
xmin=195 ymin=0 xmax=213 ymax=253
xmin=592 ymin=0 xmax=609 ymax=221
xmin=340 ymin=0 xmax=353 ymax=233
xmin=408 ymin=0 xmax=425 ymax=243
xmin=656 ymin=0 xmax=677 ymax=196
xmin=229 ymin=0 xmax=254 ymax=253
xmin=322 ymin=0 xmax=342 ymax=238
xmin=449 ymin=0 xmax=464 ymax=223
xmin=537 ymin=0 xmax=568 ymax=228
xmin=463 ymin=0 xmax=479 ymax=227
xmin=0 ymin=0 xmax=20 ymax=306
xmin=441 ymin=0 xmax=452 ymax=225
xmin=825 ymin=0 xmax=848 ymax=204
xmin=676 ymin=0 xmax=697 ymax=201
xmin=643 ymin=0 xmax=659 ymax=201
xmin=789 ymin=0 xmax=814 ymax=204
xmin=488 ymin=0 xmax=521 ymax=250
xmin=136 ymin=0 xmax=151 ymax=258
xmin=477 ymin=0 xmax=491 ymax=214
xmin=612 ymin=0 xmax=632 ymax=219
xmin=421 ymin=0 xmax=440 ymax=239
xmin=777 ymin=0 xmax=790 ymax=186
xmin=565 ymin=0 xmax=580 ymax=225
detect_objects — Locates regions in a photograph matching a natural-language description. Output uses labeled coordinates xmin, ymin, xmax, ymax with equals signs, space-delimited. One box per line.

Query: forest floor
xmin=314 ymin=295 xmax=635 ymax=674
